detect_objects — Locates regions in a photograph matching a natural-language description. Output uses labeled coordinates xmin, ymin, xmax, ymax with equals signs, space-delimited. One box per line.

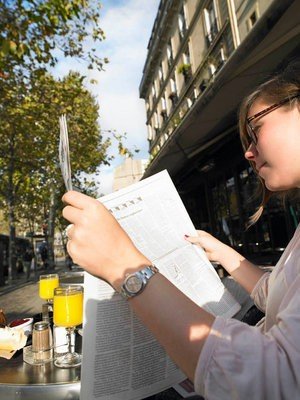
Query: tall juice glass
xmin=39 ymin=274 xmax=59 ymax=322
xmin=53 ymin=285 xmax=83 ymax=368
xmin=39 ymin=274 xmax=59 ymax=302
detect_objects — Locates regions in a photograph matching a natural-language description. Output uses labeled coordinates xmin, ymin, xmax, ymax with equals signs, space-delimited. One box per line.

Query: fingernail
xmin=184 ymin=234 xmax=189 ymax=238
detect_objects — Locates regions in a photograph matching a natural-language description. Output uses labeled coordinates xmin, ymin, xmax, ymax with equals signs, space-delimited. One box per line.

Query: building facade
xmin=112 ymin=158 xmax=148 ymax=192
xmin=140 ymin=0 xmax=300 ymax=264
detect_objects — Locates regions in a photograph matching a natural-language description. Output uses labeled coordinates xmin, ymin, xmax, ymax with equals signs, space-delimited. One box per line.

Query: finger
xmin=62 ymin=205 xmax=83 ymax=224
xmin=184 ymin=234 xmax=201 ymax=244
xmin=65 ymin=224 xmax=74 ymax=239
xmin=62 ymin=190 xmax=98 ymax=209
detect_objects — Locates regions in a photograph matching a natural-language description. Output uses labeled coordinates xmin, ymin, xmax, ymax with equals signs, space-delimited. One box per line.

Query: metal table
xmin=0 ymin=270 xmax=84 ymax=400
xmin=0 ymin=350 xmax=81 ymax=399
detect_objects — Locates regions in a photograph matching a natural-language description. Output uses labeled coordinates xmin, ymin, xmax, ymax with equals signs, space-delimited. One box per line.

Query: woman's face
xmin=244 ymin=98 xmax=300 ymax=191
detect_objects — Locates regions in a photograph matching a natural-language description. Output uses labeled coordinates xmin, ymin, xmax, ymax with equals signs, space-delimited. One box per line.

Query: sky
xmin=53 ymin=0 xmax=161 ymax=194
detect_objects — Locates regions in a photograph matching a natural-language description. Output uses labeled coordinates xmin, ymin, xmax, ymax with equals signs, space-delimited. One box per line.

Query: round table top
xmin=0 ymin=304 xmax=82 ymax=399
xmin=0 ymin=349 xmax=81 ymax=399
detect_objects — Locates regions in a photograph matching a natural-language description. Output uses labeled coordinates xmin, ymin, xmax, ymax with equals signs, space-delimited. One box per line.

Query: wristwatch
xmin=120 ymin=265 xmax=159 ymax=299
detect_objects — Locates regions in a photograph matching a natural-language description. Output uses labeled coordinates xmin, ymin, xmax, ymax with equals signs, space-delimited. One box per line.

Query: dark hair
xmin=238 ymin=60 xmax=300 ymax=224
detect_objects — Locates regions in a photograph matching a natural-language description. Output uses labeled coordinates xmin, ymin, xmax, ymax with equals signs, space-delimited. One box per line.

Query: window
xmin=204 ymin=1 xmax=219 ymax=47
xmin=170 ymin=76 xmax=177 ymax=93
xmin=161 ymin=96 xmax=168 ymax=122
xmin=247 ymin=11 xmax=258 ymax=31
xmin=215 ymin=47 xmax=226 ymax=71
xmin=183 ymin=50 xmax=190 ymax=65
xmin=178 ymin=7 xmax=187 ymax=39
xmin=147 ymin=125 xmax=153 ymax=141
xmin=169 ymin=76 xmax=178 ymax=105
xmin=154 ymin=112 xmax=159 ymax=130
xmin=199 ymin=78 xmax=209 ymax=92
xmin=193 ymin=87 xmax=198 ymax=100
xmin=167 ymin=40 xmax=173 ymax=67
xmin=180 ymin=50 xmax=192 ymax=83
xmin=209 ymin=62 xmax=216 ymax=76
xmin=219 ymin=47 xmax=226 ymax=63
xmin=158 ymin=63 xmax=164 ymax=82
xmin=151 ymin=83 xmax=157 ymax=100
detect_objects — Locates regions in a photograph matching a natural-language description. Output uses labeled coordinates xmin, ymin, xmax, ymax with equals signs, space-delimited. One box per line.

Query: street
xmin=1 ymin=281 xmax=44 ymax=322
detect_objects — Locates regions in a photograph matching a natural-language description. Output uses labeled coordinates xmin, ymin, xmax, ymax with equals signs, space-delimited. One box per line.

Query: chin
xmin=265 ymin=181 xmax=293 ymax=192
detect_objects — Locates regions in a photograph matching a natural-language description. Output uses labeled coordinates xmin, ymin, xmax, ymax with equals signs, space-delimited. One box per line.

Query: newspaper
xmin=59 ymin=114 xmax=73 ymax=191
xmin=80 ymin=170 xmax=241 ymax=400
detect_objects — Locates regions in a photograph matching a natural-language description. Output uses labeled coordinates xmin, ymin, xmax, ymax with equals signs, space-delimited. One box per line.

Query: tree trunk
xmin=8 ymin=206 xmax=17 ymax=281
xmin=0 ymin=242 xmax=5 ymax=286
xmin=47 ymin=186 xmax=57 ymax=270
xmin=7 ymin=129 xmax=17 ymax=280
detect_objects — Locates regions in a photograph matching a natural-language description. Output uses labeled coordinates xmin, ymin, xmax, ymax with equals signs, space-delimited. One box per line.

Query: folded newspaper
xmin=58 ymin=118 xmax=240 ymax=399
xmin=59 ymin=114 xmax=73 ymax=191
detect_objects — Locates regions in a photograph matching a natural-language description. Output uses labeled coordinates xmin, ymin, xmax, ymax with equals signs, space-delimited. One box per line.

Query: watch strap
xmin=120 ymin=265 xmax=159 ymax=299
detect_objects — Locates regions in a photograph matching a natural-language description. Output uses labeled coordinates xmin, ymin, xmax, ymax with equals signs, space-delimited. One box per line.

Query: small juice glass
xmin=39 ymin=274 xmax=59 ymax=302
xmin=39 ymin=274 xmax=59 ymax=322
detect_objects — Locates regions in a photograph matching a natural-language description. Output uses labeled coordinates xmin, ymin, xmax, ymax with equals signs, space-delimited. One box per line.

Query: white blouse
xmin=195 ymin=224 xmax=300 ymax=399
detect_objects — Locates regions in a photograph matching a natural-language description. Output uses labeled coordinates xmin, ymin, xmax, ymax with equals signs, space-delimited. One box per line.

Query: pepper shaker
xmin=32 ymin=321 xmax=53 ymax=362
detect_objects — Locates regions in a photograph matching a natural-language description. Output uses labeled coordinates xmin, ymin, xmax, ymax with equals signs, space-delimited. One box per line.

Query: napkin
xmin=0 ymin=327 xmax=27 ymax=359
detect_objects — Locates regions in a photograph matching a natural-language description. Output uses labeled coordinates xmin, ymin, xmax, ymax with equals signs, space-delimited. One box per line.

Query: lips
xmin=256 ymin=162 xmax=267 ymax=172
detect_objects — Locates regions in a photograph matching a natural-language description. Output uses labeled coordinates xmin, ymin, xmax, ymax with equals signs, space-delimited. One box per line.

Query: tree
xmin=0 ymin=0 xmax=108 ymax=75
xmin=0 ymin=70 xmax=113 ymax=277
xmin=0 ymin=0 xmax=109 ymax=278
xmin=0 ymin=1 xmax=137 ymax=278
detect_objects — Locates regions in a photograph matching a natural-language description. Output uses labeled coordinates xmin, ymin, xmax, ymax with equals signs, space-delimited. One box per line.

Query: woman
xmin=62 ymin=61 xmax=300 ymax=399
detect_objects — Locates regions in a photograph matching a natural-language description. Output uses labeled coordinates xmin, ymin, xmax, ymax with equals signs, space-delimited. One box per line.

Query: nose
xmin=244 ymin=142 xmax=257 ymax=161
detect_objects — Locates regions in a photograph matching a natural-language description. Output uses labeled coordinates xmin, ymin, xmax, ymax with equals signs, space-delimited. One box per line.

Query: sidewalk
xmin=0 ymin=259 xmax=72 ymax=323
xmin=0 ymin=259 xmax=68 ymax=296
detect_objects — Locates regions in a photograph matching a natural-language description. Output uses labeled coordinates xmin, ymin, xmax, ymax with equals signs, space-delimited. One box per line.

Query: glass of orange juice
xmin=39 ymin=274 xmax=59 ymax=322
xmin=53 ymin=285 xmax=83 ymax=368
xmin=39 ymin=274 xmax=59 ymax=302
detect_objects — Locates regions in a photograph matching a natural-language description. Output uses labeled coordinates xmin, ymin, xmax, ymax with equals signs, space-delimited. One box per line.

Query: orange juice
xmin=39 ymin=275 xmax=59 ymax=301
xmin=53 ymin=291 xmax=83 ymax=327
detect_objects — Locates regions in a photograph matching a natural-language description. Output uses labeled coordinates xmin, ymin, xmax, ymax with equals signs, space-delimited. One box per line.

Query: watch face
xmin=126 ymin=275 xmax=143 ymax=294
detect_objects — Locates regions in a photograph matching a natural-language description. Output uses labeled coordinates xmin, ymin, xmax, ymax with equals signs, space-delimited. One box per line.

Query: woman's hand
xmin=62 ymin=191 xmax=150 ymax=289
xmin=185 ymin=230 xmax=265 ymax=293
xmin=185 ymin=230 xmax=227 ymax=264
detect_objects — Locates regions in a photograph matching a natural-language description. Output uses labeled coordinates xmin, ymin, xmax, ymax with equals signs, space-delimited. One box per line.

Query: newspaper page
xmin=80 ymin=170 xmax=241 ymax=400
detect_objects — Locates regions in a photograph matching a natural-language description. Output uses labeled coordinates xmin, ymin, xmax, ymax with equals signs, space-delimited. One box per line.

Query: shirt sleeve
xmin=194 ymin=276 xmax=300 ymax=400
xmin=250 ymin=271 xmax=271 ymax=312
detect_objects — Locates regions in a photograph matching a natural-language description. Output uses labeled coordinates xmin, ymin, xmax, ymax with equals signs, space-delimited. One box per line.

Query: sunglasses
xmin=246 ymin=93 xmax=300 ymax=146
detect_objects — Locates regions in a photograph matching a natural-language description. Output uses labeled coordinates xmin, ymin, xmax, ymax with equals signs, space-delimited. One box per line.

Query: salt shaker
xmin=32 ymin=321 xmax=53 ymax=362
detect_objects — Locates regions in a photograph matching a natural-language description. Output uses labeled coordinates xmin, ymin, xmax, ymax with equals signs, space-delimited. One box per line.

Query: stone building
xmin=139 ymin=0 xmax=300 ymax=263
xmin=113 ymin=158 xmax=148 ymax=192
